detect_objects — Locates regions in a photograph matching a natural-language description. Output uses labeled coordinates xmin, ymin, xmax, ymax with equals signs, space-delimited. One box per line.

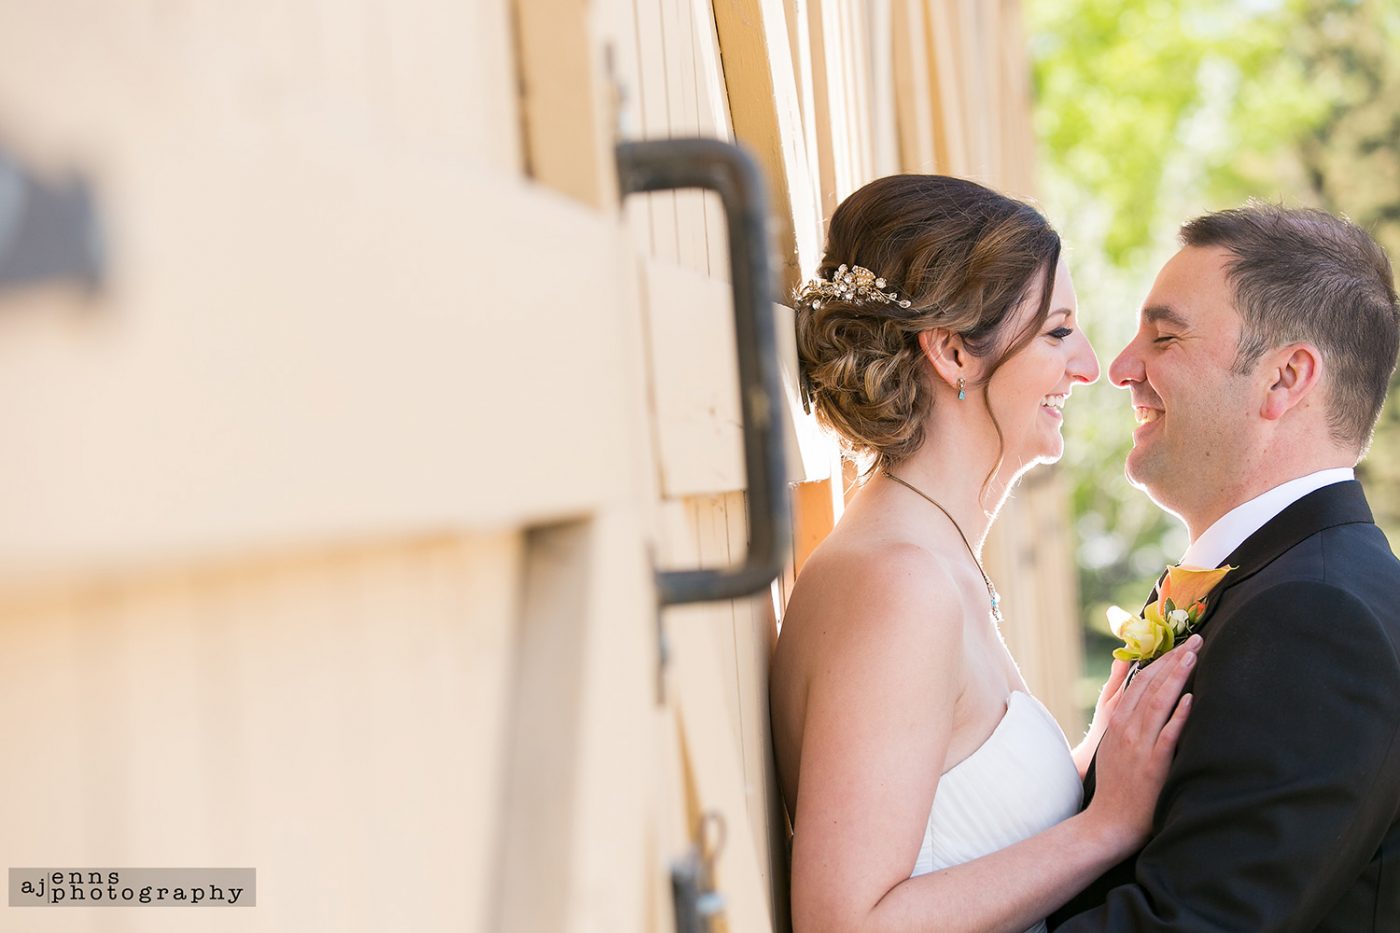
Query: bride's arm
xmin=789 ymin=549 xmax=1194 ymax=933
xmin=1071 ymin=658 xmax=1132 ymax=778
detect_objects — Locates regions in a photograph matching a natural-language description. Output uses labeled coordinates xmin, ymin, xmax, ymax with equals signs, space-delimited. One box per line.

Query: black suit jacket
xmin=1051 ymin=481 xmax=1400 ymax=932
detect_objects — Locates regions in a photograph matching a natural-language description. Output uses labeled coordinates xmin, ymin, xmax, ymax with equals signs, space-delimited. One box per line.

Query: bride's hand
xmin=1085 ymin=635 xmax=1201 ymax=854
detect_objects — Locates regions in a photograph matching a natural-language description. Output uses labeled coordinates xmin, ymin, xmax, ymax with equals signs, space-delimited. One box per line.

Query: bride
xmin=770 ymin=175 xmax=1197 ymax=933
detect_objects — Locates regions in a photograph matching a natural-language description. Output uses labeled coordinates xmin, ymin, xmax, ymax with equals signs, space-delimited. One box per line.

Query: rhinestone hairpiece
xmin=797 ymin=264 xmax=912 ymax=309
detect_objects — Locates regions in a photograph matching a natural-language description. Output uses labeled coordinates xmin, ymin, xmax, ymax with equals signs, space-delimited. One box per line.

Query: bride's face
xmin=985 ymin=259 xmax=1099 ymax=470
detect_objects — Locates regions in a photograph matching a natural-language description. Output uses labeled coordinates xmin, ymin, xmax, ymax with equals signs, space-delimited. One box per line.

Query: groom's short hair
xmin=1181 ymin=204 xmax=1400 ymax=451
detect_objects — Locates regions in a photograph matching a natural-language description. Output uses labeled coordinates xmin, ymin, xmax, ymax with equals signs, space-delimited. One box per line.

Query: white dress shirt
xmin=1179 ymin=468 xmax=1356 ymax=569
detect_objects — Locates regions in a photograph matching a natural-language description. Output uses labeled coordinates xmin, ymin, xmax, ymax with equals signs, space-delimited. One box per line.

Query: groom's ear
xmin=1260 ymin=343 xmax=1323 ymax=422
xmin=917 ymin=329 xmax=966 ymax=391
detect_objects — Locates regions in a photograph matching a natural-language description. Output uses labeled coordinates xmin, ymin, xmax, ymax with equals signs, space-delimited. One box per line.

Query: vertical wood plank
xmin=724 ymin=493 xmax=793 ymax=933
xmin=843 ymin=0 xmax=873 ymax=186
xmin=806 ymin=0 xmax=841 ymax=223
xmin=997 ymin=0 xmax=1039 ymax=195
xmin=694 ymin=0 xmax=736 ymax=280
xmin=925 ymin=0 xmax=969 ymax=175
xmin=620 ymin=0 xmax=657 ymax=253
xmin=692 ymin=2 xmax=736 ymax=144
xmin=891 ymin=0 xmax=937 ymax=172
xmin=645 ymin=263 xmax=745 ymax=497
xmin=827 ymin=0 xmax=858 ymax=196
xmin=660 ymin=493 xmax=772 ymax=932
xmin=561 ymin=509 xmax=657 ymax=933
xmin=865 ymin=0 xmax=901 ymax=177
xmin=496 ymin=514 xmax=655 ymax=933
xmin=781 ymin=0 xmax=826 ymax=257
xmin=697 ymin=496 xmax=744 ymax=758
xmin=710 ymin=0 xmax=822 ymax=293
xmin=664 ymin=0 xmax=711 ymax=273
xmin=634 ymin=0 xmax=682 ymax=262
xmin=514 ymin=0 xmax=619 ymax=206
xmin=668 ymin=601 xmax=775 ymax=933
xmin=651 ymin=705 xmax=691 ymax=933
xmin=953 ymin=0 xmax=988 ymax=175
xmin=976 ymin=0 xmax=1004 ymax=180
xmin=494 ymin=522 xmax=594 ymax=933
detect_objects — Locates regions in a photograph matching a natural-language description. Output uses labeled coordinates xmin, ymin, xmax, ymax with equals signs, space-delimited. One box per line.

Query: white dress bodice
xmin=910 ymin=690 xmax=1084 ymax=933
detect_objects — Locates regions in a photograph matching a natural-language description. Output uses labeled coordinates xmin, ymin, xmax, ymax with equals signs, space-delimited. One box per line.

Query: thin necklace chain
xmin=883 ymin=470 xmax=1003 ymax=625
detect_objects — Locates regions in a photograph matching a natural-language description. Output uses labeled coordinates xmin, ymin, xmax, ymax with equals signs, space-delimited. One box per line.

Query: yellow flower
xmin=1109 ymin=564 xmax=1234 ymax=664
xmin=1109 ymin=601 xmax=1176 ymax=662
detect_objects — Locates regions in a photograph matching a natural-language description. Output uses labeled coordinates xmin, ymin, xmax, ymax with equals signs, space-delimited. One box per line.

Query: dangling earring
xmin=957 ymin=377 xmax=966 ymax=401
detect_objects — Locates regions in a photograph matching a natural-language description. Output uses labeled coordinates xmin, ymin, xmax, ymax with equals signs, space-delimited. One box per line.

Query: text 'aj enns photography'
xmin=8 ymin=868 xmax=255 ymax=906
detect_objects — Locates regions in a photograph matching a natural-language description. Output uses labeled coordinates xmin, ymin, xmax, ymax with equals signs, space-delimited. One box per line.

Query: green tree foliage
xmin=1026 ymin=0 xmax=1400 ymax=694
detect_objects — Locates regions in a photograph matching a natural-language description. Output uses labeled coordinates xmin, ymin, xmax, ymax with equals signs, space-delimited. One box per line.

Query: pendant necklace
xmin=883 ymin=470 xmax=1003 ymax=625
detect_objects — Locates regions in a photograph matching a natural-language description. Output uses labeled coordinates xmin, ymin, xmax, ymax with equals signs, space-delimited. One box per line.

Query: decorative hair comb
xmin=797 ymin=263 xmax=912 ymax=309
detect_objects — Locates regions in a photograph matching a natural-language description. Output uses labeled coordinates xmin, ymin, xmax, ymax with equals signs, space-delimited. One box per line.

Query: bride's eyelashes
xmin=1047 ymin=326 xmax=1074 ymax=340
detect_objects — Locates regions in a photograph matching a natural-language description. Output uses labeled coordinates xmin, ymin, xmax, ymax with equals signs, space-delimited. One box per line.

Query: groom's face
xmin=1109 ymin=246 xmax=1256 ymax=515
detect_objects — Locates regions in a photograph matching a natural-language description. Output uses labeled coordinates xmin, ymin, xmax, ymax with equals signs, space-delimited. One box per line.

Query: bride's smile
xmin=981 ymin=257 xmax=1099 ymax=473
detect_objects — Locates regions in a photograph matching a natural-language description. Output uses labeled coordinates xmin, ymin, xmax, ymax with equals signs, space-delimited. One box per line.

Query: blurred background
xmin=1027 ymin=0 xmax=1400 ymax=708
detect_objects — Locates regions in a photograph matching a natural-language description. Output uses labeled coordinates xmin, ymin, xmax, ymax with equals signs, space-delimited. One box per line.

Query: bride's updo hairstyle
xmin=795 ymin=174 xmax=1061 ymax=475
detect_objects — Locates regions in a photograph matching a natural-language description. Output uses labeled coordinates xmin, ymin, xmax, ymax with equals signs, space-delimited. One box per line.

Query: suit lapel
xmin=1140 ymin=573 xmax=1165 ymax=615
xmin=1089 ymin=481 xmax=1374 ymax=799
xmin=1187 ymin=480 xmax=1373 ymax=633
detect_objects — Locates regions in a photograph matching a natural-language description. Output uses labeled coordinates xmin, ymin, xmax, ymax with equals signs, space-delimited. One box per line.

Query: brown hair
xmin=795 ymin=174 xmax=1061 ymax=476
xmin=1180 ymin=205 xmax=1400 ymax=450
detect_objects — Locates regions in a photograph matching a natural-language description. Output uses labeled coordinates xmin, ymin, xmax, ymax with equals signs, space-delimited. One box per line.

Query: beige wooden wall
xmin=0 ymin=4 xmax=663 ymax=933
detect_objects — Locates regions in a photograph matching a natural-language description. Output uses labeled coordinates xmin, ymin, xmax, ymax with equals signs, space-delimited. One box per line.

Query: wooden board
xmin=514 ymin=0 xmax=618 ymax=206
xmin=494 ymin=511 xmax=657 ymax=933
xmin=0 ymin=532 xmax=521 ymax=933
xmin=0 ymin=143 xmax=651 ymax=586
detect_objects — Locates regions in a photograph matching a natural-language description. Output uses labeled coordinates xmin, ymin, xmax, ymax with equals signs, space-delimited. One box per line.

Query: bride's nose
xmin=1070 ymin=331 xmax=1100 ymax=385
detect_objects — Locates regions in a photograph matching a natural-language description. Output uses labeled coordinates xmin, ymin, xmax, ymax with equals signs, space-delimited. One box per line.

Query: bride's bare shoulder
xmin=779 ymin=527 xmax=964 ymax=652
xmin=770 ymin=522 xmax=971 ymax=806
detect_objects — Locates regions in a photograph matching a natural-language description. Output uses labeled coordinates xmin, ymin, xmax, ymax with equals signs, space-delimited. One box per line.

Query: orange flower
xmin=1108 ymin=563 xmax=1235 ymax=664
xmin=1160 ymin=564 xmax=1234 ymax=611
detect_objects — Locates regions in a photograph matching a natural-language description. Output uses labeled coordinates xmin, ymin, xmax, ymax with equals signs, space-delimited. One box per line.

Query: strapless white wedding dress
xmin=911 ymin=690 xmax=1084 ymax=933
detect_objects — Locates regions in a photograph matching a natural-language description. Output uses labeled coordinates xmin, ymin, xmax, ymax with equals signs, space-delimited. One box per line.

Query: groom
xmin=1051 ymin=205 xmax=1400 ymax=931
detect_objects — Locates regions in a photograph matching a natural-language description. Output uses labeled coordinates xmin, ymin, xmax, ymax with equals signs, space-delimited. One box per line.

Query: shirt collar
xmin=1179 ymin=467 xmax=1356 ymax=570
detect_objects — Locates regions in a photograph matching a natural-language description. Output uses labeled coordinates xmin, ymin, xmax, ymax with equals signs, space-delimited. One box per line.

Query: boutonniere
xmin=1108 ymin=564 xmax=1235 ymax=663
